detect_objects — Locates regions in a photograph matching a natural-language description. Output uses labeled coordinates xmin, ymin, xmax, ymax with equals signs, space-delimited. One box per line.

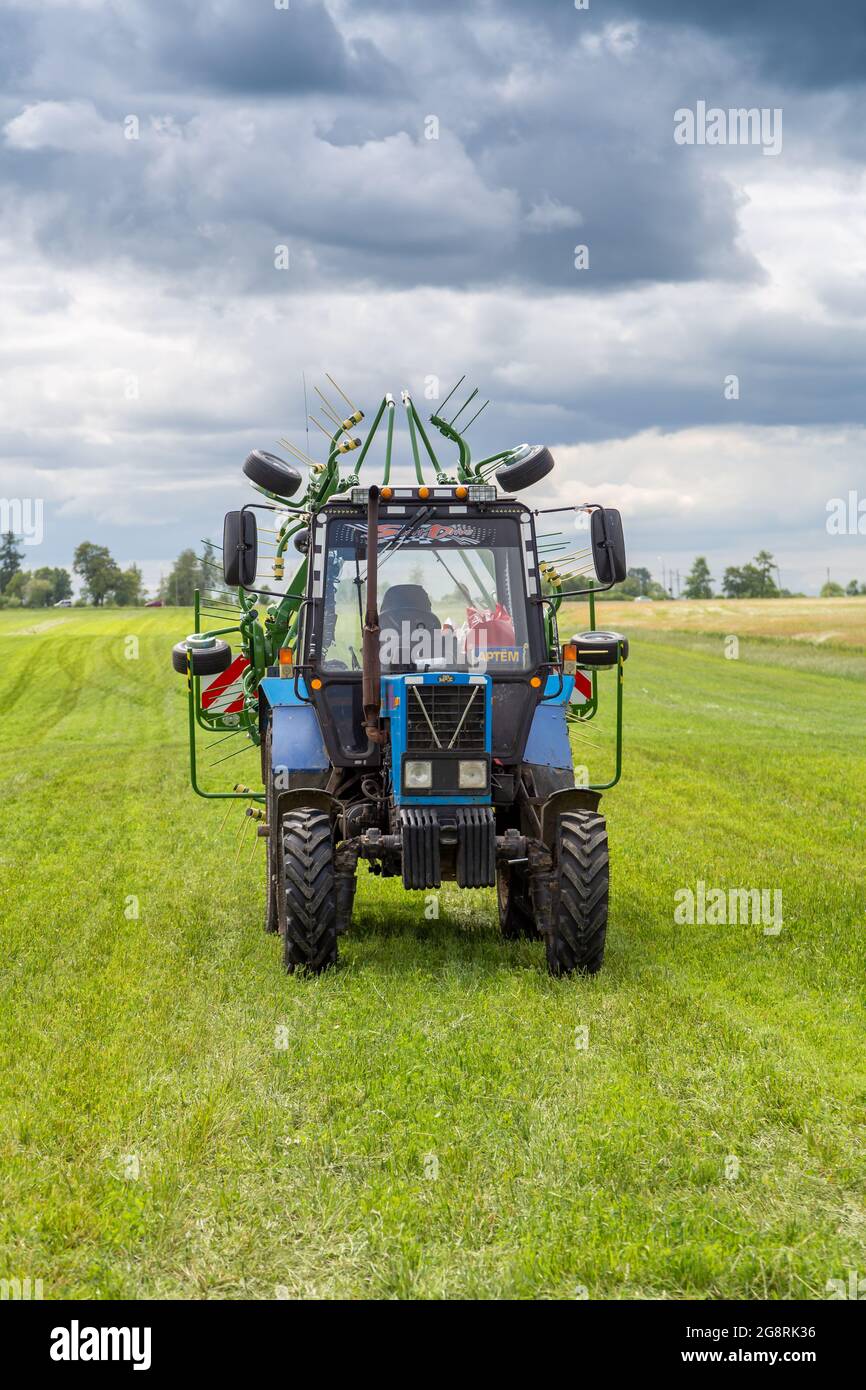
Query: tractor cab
xmin=304 ymin=489 xmax=548 ymax=774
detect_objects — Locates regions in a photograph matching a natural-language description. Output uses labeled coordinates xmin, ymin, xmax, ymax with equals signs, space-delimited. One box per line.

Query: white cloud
xmin=3 ymin=100 xmax=120 ymax=154
xmin=525 ymin=196 xmax=583 ymax=232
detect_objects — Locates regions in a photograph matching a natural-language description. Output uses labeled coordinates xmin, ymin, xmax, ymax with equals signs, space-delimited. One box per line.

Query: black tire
xmin=545 ymin=811 xmax=609 ymax=977
xmin=570 ymin=630 xmax=629 ymax=667
xmin=242 ymin=449 xmax=302 ymax=498
xmin=497 ymin=862 xmax=537 ymax=940
xmin=495 ymin=445 xmax=555 ymax=493
xmin=280 ymin=810 xmax=337 ymax=973
xmin=171 ymin=638 xmax=232 ymax=676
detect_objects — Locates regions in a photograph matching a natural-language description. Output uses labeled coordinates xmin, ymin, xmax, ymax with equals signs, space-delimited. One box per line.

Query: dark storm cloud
xmin=0 ymin=2 xmax=762 ymax=295
xmin=609 ymin=1 xmax=866 ymax=90
xmin=1 ymin=0 xmax=399 ymax=100
xmin=1 ymin=0 xmax=865 ymax=600
xmin=366 ymin=0 xmax=866 ymax=90
xmin=149 ymin=0 xmax=402 ymax=97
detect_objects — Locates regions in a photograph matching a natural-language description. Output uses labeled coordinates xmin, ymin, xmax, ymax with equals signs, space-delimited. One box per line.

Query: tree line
xmin=0 ymin=532 xmax=224 ymax=608
xmin=611 ymin=551 xmax=865 ymax=601
xmin=2 ymin=528 xmax=863 ymax=608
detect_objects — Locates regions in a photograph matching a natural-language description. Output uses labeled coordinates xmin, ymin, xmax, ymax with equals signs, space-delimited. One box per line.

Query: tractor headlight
xmin=458 ymin=760 xmax=487 ymax=790
xmin=404 ymin=760 xmax=433 ymax=789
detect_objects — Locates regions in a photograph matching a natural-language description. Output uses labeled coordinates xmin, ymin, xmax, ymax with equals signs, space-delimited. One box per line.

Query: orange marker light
xmin=455 ymin=485 xmax=468 ymax=499
xmin=418 ymin=486 xmax=430 ymax=499
xmin=278 ymin=647 xmax=293 ymax=666
xmin=530 ymin=676 xmax=542 ymax=689
xmin=311 ymin=677 xmax=323 ymax=691
xmin=381 ymin=486 xmax=393 ymax=499
xmin=562 ymin=642 xmax=577 ymax=675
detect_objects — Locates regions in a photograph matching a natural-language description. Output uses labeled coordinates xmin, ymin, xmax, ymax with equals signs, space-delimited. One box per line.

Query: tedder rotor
xmin=171 ymin=378 xmax=629 ymax=976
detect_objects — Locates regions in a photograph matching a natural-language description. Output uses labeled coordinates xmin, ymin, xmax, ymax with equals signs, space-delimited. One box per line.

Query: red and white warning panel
xmin=570 ymin=671 xmax=593 ymax=706
xmin=200 ymin=655 xmax=249 ymax=716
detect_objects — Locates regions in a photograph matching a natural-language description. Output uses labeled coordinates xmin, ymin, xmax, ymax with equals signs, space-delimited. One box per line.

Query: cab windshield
xmin=319 ymin=514 xmax=533 ymax=673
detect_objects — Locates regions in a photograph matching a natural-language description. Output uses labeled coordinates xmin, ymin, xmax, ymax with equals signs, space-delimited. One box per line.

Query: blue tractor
xmin=172 ymin=381 xmax=628 ymax=976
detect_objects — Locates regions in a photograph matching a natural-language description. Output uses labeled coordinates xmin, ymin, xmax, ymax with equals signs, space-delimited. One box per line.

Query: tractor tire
xmin=242 ymin=449 xmax=302 ymax=499
xmin=545 ymin=811 xmax=609 ymax=977
xmin=495 ymin=445 xmax=555 ymax=493
xmin=497 ymin=862 xmax=537 ymax=940
xmin=171 ymin=638 xmax=232 ymax=676
xmin=280 ymin=809 xmax=338 ymax=974
xmin=570 ymin=630 xmax=629 ymax=667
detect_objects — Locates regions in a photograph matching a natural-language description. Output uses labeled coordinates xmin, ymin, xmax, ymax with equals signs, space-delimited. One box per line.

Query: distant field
xmin=0 ymin=607 xmax=864 ymax=1299
xmin=560 ymin=595 xmax=866 ymax=650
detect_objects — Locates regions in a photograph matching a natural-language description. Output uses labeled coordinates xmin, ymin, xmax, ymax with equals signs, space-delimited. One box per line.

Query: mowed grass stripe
xmin=0 ymin=608 xmax=863 ymax=1299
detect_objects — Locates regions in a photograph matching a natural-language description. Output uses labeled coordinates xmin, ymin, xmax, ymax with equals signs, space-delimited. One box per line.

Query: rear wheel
xmin=497 ymin=862 xmax=537 ymax=940
xmin=545 ymin=811 xmax=609 ymax=976
xmin=280 ymin=810 xmax=337 ymax=973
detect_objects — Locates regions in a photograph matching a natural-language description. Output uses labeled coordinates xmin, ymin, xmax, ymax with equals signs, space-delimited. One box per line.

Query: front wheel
xmin=280 ymin=810 xmax=337 ymax=974
xmin=545 ymin=811 xmax=609 ymax=977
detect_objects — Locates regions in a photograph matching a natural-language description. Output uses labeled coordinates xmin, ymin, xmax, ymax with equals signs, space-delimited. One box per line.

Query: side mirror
xmin=223 ymin=509 xmax=258 ymax=587
xmin=590 ymin=508 xmax=627 ymax=586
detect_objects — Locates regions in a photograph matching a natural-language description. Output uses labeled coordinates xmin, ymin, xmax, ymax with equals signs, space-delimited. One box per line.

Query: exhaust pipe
xmin=362 ymin=485 xmax=384 ymax=745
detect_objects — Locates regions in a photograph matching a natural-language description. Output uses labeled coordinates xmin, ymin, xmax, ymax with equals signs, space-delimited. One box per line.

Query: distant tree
xmin=820 ymin=580 xmax=845 ymax=597
xmin=198 ymin=538 xmax=229 ymax=602
xmin=73 ymin=542 xmax=121 ymax=606
xmin=23 ymin=575 xmax=54 ymax=607
xmin=617 ymin=566 xmax=652 ymax=598
xmin=29 ymin=566 xmax=72 ymax=605
xmin=752 ymin=550 xmax=778 ymax=597
xmin=0 ymin=530 xmax=24 ymax=593
xmin=683 ymin=556 xmax=714 ymax=599
xmin=110 ymin=564 xmax=144 ymax=606
xmin=0 ymin=570 xmax=27 ymax=606
xmin=722 ymin=553 xmax=779 ymax=599
xmin=160 ymin=549 xmax=200 ymax=606
xmin=722 ymin=565 xmax=749 ymax=598
xmin=845 ymin=579 xmax=862 ymax=596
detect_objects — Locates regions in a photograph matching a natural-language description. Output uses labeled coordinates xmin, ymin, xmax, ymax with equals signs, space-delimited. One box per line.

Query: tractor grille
xmin=406 ymin=683 xmax=486 ymax=751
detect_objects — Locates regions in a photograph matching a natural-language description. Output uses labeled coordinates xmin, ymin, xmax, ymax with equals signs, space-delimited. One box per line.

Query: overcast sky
xmin=1 ymin=0 xmax=864 ymax=595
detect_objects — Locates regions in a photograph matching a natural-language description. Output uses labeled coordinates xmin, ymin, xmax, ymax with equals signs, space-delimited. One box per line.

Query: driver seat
xmin=379 ymin=584 xmax=441 ymax=665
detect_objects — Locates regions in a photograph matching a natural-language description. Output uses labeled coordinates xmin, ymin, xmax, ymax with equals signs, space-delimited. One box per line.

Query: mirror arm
xmin=556 ymin=578 xmax=615 ymax=600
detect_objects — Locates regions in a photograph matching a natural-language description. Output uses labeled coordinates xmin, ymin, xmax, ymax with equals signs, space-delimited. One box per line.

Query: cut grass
xmin=0 ymin=608 xmax=863 ymax=1299
xmin=561 ymin=595 xmax=866 ymax=651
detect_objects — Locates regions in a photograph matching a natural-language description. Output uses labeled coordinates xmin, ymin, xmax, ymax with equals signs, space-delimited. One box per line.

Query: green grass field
xmin=1 ymin=605 xmax=864 ymax=1300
